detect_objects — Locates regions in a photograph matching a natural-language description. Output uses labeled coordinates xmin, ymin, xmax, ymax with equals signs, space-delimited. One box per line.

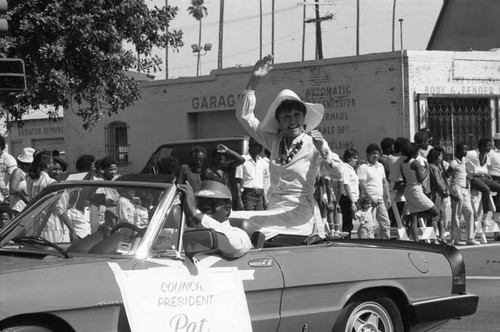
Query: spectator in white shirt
xmin=489 ymin=133 xmax=500 ymax=241
xmin=339 ymin=148 xmax=359 ymax=238
xmin=235 ymin=137 xmax=268 ymax=211
xmin=465 ymin=137 xmax=500 ymax=218
xmin=0 ymin=136 xmax=17 ymax=203
xmin=489 ymin=133 xmax=500 ymax=181
xmin=357 ymin=143 xmax=391 ymax=239
xmin=177 ymin=180 xmax=251 ymax=258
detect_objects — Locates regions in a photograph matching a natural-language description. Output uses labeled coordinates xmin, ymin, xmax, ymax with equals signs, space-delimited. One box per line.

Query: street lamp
xmin=191 ymin=43 xmax=212 ymax=76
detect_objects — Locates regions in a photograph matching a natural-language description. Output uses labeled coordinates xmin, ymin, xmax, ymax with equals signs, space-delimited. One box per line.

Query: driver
xmin=177 ymin=181 xmax=251 ymax=258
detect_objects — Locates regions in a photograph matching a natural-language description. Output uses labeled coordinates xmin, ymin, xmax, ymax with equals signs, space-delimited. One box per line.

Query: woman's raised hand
xmin=253 ymin=55 xmax=273 ymax=77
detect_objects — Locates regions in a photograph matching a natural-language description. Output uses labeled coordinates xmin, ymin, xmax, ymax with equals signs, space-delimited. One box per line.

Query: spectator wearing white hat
xmin=235 ymin=55 xmax=344 ymax=240
xmin=9 ymin=147 xmax=35 ymax=215
xmin=0 ymin=136 xmax=17 ymax=203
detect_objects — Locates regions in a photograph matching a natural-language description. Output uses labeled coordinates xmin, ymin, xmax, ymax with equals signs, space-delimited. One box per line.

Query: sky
xmin=149 ymin=0 xmax=443 ymax=80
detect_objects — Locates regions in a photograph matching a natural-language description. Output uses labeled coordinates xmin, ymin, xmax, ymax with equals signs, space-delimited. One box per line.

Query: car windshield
xmin=0 ymin=181 xmax=182 ymax=258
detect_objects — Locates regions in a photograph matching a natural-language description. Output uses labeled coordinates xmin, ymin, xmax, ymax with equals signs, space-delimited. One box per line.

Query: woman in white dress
xmin=401 ymin=143 xmax=438 ymax=241
xmin=235 ymin=55 xmax=345 ymax=239
xmin=9 ymin=147 xmax=35 ymax=216
xmin=26 ymin=151 xmax=75 ymax=243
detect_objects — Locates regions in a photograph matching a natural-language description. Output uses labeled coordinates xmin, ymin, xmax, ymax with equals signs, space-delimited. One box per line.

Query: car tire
xmin=333 ymin=294 xmax=404 ymax=332
xmin=1 ymin=326 xmax=55 ymax=332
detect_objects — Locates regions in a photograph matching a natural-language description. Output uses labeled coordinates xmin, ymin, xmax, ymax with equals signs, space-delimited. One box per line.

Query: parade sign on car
xmin=109 ymin=263 xmax=252 ymax=332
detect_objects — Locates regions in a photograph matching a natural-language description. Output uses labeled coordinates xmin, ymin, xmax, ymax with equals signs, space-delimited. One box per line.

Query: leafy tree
xmin=187 ymin=0 xmax=207 ymax=77
xmin=0 ymin=0 xmax=184 ymax=129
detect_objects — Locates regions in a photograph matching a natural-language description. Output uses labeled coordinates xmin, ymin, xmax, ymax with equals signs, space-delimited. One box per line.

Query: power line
xmin=174 ymin=4 xmax=298 ymax=32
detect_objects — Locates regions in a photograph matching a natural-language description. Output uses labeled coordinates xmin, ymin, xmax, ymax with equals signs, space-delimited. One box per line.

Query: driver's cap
xmin=195 ymin=180 xmax=232 ymax=200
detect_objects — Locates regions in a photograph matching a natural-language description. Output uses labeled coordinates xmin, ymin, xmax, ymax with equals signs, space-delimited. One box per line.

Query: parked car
xmin=0 ymin=178 xmax=478 ymax=332
xmin=141 ymin=136 xmax=249 ymax=174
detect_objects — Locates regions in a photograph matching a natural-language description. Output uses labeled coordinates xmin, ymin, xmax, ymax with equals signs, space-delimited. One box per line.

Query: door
xmin=417 ymin=96 xmax=496 ymax=158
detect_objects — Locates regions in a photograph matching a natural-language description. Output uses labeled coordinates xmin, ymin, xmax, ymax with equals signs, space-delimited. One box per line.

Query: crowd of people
xmin=2 ymin=55 xmax=499 ymax=254
xmin=0 ymin=138 xmax=123 ymax=233
xmin=334 ymin=130 xmax=500 ymax=245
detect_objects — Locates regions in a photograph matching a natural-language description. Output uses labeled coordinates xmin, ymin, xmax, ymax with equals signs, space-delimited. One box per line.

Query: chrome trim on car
xmin=94 ymin=300 xmax=123 ymax=307
xmin=248 ymin=258 xmax=274 ymax=267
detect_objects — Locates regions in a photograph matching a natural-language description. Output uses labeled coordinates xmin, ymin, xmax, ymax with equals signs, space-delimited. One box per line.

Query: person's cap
xmin=260 ymin=89 xmax=324 ymax=133
xmin=195 ymin=180 xmax=232 ymax=200
xmin=17 ymin=147 xmax=35 ymax=163
xmin=493 ymin=133 xmax=500 ymax=140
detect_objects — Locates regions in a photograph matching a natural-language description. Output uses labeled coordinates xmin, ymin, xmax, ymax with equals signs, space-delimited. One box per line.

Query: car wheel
xmin=1 ymin=326 xmax=54 ymax=332
xmin=333 ymin=295 xmax=404 ymax=332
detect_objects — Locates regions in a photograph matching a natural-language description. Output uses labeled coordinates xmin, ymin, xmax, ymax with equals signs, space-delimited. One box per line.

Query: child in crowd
xmin=427 ymin=148 xmax=452 ymax=242
xmin=134 ymin=192 xmax=154 ymax=228
xmin=355 ymin=196 xmax=375 ymax=239
xmin=0 ymin=204 xmax=13 ymax=230
xmin=116 ymin=188 xmax=136 ymax=224
xmin=66 ymin=190 xmax=91 ymax=239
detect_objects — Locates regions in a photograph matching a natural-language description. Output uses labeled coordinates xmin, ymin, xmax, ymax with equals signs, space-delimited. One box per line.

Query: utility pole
xmin=356 ymin=0 xmax=359 ymax=55
xmin=399 ymin=18 xmax=405 ymax=136
xmin=304 ymin=0 xmax=333 ymax=60
xmin=315 ymin=0 xmax=322 ymax=59
xmin=259 ymin=0 xmax=262 ymax=59
xmin=302 ymin=0 xmax=306 ymax=61
xmin=392 ymin=0 xmax=397 ymax=51
xmin=272 ymin=0 xmax=275 ymax=59
xmin=217 ymin=0 xmax=224 ymax=69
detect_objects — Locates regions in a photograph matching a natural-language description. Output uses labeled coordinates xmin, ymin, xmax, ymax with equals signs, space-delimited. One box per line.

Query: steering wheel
xmin=110 ymin=222 xmax=144 ymax=235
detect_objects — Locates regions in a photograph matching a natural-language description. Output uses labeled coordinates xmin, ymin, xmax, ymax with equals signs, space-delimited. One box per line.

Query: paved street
xmin=439 ymin=240 xmax=500 ymax=332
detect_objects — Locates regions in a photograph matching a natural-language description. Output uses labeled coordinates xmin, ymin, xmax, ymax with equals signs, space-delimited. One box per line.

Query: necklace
xmin=277 ymin=136 xmax=303 ymax=165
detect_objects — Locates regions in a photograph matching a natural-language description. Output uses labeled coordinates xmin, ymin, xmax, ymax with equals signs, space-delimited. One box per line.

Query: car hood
xmin=0 ymin=251 xmax=137 ymax=319
xmin=0 ymin=250 xmax=114 ymax=274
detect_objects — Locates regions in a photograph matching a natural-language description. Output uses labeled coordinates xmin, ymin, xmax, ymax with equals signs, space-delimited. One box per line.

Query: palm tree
xmin=392 ymin=0 xmax=397 ymax=51
xmin=217 ymin=0 xmax=224 ymax=69
xmin=188 ymin=0 xmax=208 ymax=76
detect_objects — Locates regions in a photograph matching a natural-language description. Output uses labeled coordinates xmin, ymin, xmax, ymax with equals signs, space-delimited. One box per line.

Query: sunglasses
xmin=195 ymin=198 xmax=228 ymax=214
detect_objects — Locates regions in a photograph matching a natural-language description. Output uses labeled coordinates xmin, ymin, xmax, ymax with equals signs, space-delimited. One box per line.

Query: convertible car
xmin=0 ymin=179 xmax=478 ymax=332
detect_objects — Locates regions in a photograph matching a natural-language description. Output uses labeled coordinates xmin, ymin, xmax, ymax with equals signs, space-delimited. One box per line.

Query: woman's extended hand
xmin=308 ymin=130 xmax=328 ymax=156
xmin=253 ymin=55 xmax=273 ymax=77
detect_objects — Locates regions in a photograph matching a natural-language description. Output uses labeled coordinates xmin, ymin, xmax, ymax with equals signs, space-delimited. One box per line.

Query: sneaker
xmin=451 ymin=240 xmax=466 ymax=246
xmin=466 ymin=239 xmax=480 ymax=245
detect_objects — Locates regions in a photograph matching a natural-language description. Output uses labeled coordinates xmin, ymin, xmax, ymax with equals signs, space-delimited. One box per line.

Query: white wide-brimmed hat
xmin=493 ymin=133 xmax=500 ymax=140
xmin=260 ymin=89 xmax=324 ymax=133
xmin=17 ymin=147 xmax=35 ymax=163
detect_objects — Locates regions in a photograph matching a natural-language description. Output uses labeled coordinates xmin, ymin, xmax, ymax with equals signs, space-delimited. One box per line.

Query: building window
xmin=417 ymin=96 xmax=497 ymax=158
xmin=105 ymin=121 xmax=130 ymax=166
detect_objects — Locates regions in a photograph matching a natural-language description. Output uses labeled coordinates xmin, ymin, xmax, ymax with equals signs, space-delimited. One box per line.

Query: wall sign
xmin=17 ymin=125 xmax=64 ymax=137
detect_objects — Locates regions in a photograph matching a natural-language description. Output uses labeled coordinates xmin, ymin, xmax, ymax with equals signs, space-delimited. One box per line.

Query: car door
xmin=266 ymin=244 xmax=342 ymax=332
xmin=138 ymin=248 xmax=284 ymax=332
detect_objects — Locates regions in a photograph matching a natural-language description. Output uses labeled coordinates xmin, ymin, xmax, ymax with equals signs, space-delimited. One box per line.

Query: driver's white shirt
xmin=200 ymin=215 xmax=251 ymax=258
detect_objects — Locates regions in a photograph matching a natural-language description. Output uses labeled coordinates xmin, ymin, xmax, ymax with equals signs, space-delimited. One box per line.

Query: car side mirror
xmin=183 ymin=228 xmax=218 ymax=258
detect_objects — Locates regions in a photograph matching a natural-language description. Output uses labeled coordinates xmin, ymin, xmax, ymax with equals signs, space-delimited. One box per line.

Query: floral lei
xmin=277 ymin=136 xmax=303 ymax=165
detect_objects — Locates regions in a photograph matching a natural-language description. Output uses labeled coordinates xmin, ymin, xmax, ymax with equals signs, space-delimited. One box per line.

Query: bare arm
xmin=411 ymin=160 xmax=424 ymax=183
xmin=218 ymin=144 xmax=245 ymax=168
xmin=9 ymin=168 xmax=24 ymax=195
xmin=359 ymin=180 xmax=377 ymax=206
xmin=382 ymin=177 xmax=391 ymax=207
